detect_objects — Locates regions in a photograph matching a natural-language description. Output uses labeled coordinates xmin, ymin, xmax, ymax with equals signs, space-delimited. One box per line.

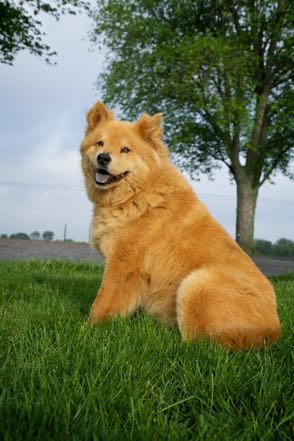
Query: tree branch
xmin=259 ymin=145 xmax=293 ymax=186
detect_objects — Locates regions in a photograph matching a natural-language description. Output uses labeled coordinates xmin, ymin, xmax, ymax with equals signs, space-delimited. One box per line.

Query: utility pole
xmin=64 ymin=223 xmax=67 ymax=241
xmin=88 ymin=222 xmax=92 ymax=243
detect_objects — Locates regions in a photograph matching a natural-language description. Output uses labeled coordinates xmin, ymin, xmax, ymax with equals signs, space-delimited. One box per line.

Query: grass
xmin=0 ymin=260 xmax=293 ymax=441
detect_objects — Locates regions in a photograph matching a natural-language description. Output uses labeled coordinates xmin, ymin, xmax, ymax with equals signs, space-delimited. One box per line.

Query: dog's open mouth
xmin=94 ymin=169 xmax=128 ymax=186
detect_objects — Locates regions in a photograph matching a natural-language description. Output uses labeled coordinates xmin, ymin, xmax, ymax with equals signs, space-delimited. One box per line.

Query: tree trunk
xmin=235 ymin=179 xmax=259 ymax=255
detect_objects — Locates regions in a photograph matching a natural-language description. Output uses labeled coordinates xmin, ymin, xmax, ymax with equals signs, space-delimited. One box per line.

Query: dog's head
xmin=80 ymin=102 xmax=168 ymax=199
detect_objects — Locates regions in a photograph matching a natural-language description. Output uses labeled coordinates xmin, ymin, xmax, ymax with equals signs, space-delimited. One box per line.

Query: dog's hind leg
xmin=176 ymin=268 xmax=280 ymax=350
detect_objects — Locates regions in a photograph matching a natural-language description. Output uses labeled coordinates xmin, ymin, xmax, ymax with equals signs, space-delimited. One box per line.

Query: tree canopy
xmin=254 ymin=237 xmax=294 ymax=258
xmin=10 ymin=232 xmax=30 ymax=240
xmin=30 ymin=231 xmax=41 ymax=240
xmin=0 ymin=0 xmax=89 ymax=64
xmin=90 ymin=0 xmax=294 ymax=253
xmin=42 ymin=230 xmax=54 ymax=241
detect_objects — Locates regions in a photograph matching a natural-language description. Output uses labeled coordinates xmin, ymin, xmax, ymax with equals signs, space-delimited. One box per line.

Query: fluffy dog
xmin=80 ymin=101 xmax=280 ymax=349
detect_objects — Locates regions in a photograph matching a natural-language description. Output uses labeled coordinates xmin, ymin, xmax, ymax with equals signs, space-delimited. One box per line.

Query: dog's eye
xmin=121 ymin=147 xmax=130 ymax=153
xmin=97 ymin=141 xmax=104 ymax=147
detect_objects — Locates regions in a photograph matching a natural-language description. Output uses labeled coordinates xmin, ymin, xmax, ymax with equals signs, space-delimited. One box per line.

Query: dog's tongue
xmin=95 ymin=171 xmax=110 ymax=184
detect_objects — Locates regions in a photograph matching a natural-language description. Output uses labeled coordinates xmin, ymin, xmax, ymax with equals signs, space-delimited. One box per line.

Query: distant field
xmin=1 ymin=238 xmax=294 ymax=276
xmin=0 ymin=261 xmax=293 ymax=440
xmin=0 ymin=238 xmax=101 ymax=262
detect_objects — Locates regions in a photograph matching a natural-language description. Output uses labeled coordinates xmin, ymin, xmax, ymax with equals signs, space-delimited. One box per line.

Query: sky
xmin=0 ymin=7 xmax=293 ymax=243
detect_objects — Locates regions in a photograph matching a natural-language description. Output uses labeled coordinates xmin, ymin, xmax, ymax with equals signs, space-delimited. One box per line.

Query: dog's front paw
xmin=84 ymin=314 xmax=98 ymax=326
xmin=85 ymin=307 xmax=110 ymax=326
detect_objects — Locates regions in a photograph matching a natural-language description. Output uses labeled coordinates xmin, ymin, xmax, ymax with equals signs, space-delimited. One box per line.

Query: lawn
xmin=0 ymin=260 xmax=293 ymax=440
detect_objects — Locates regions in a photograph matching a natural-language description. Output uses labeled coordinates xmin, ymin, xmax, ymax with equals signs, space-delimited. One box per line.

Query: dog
xmin=80 ymin=101 xmax=280 ymax=349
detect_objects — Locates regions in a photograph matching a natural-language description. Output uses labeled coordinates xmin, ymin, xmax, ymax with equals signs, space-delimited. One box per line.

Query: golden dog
xmin=80 ymin=101 xmax=280 ymax=349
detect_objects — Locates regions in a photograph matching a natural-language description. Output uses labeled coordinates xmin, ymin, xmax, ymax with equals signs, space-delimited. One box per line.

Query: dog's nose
xmin=97 ymin=153 xmax=111 ymax=166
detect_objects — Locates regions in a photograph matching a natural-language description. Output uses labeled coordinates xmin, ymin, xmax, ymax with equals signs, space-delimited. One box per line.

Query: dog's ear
xmin=86 ymin=102 xmax=114 ymax=134
xmin=136 ymin=113 xmax=163 ymax=142
xmin=136 ymin=113 xmax=168 ymax=158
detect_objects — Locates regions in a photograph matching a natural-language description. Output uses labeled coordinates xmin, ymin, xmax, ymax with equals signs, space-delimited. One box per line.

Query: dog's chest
xmin=91 ymin=193 xmax=166 ymax=255
xmin=91 ymin=202 xmax=142 ymax=254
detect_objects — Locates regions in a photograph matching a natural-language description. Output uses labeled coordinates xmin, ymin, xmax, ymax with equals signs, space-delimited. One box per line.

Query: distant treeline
xmin=254 ymin=238 xmax=294 ymax=260
xmin=1 ymin=231 xmax=54 ymax=241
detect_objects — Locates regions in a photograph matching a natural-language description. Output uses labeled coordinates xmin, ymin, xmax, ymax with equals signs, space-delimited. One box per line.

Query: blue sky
xmin=0 ymin=8 xmax=293 ymax=243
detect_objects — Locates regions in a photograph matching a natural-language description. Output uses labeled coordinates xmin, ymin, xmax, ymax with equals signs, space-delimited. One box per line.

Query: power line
xmin=0 ymin=181 xmax=83 ymax=190
xmin=0 ymin=181 xmax=293 ymax=203
xmin=199 ymin=193 xmax=294 ymax=204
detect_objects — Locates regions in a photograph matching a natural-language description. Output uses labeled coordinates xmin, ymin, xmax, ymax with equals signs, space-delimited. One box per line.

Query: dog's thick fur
xmin=80 ymin=102 xmax=280 ymax=350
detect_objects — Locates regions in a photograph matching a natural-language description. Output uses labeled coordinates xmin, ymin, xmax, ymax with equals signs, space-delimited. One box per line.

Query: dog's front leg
xmin=86 ymin=262 xmax=145 ymax=325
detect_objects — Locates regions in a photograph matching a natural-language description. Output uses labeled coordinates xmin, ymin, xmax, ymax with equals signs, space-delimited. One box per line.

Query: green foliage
xmin=9 ymin=232 xmax=30 ymax=240
xmin=0 ymin=0 xmax=89 ymax=65
xmin=90 ymin=0 xmax=293 ymax=180
xmin=42 ymin=230 xmax=54 ymax=240
xmin=254 ymin=238 xmax=273 ymax=255
xmin=254 ymin=237 xmax=294 ymax=259
xmin=0 ymin=260 xmax=293 ymax=440
xmin=0 ymin=234 xmax=8 ymax=238
xmin=273 ymin=238 xmax=294 ymax=259
xmin=90 ymin=0 xmax=294 ymax=252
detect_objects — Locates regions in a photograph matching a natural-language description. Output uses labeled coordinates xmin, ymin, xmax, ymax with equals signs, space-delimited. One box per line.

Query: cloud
xmin=0 ymin=113 xmax=91 ymax=241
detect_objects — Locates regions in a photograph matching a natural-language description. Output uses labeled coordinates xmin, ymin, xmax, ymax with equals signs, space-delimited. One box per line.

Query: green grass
xmin=0 ymin=261 xmax=293 ymax=441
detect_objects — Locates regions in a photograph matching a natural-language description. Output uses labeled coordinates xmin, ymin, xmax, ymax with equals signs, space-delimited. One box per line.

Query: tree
xmin=10 ymin=232 xmax=30 ymax=239
xmin=0 ymin=0 xmax=89 ymax=65
xmin=90 ymin=0 xmax=294 ymax=254
xmin=42 ymin=230 xmax=54 ymax=240
xmin=254 ymin=237 xmax=294 ymax=258
xmin=254 ymin=238 xmax=273 ymax=255
xmin=273 ymin=238 xmax=294 ymax=258
xmin=1 ymin=234 xmax=8 ymax=238
xmin=30 ymin=230 xmax=41 ymax=240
